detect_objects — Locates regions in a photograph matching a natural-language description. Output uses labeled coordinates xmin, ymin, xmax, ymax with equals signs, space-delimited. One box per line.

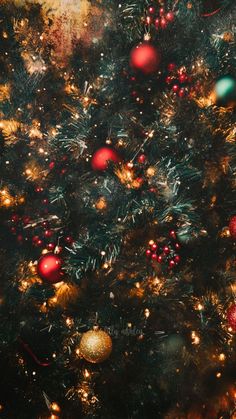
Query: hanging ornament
xmin=146 ymin=230 xmax=181 ymax=269
xmin=214 ymin=75 xmax=236 ymax=107
xmin=200 ymin=0 xmax=223 ymax=17
xmin=37 ymin=253 xmax=64 ymax=284
xmin=79 ymin=327 xmax=112 ymax=363
xmin=91 ymin=147 xmax=120 ymax=171
xmin=227 ymin=304 xmax=236 ymax=331
xmin=130 ymin=43 xmax=160 ymax=74
xmin=229 ymin=215 xmax=236 ymax=239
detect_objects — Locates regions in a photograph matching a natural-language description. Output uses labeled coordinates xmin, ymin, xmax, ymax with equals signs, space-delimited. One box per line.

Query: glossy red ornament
xmin=130 ymin=43 xmax=160 ymax=74
xmin=157 ymin=255 xmax=163 ymax=263
xmin=168 ymin=63 xmax=176 ymax=72
xmin=35 ymin=187 xmax=43 ymax=193
xmin=37 ymin=253 xmax=64 ymax=284
xmin=169 ymin=260 xmax=175 ymax=268
xmin=160 ymin=18 xmax=167 ymax=29
xmin=179 ymin=74 xmax=188 ymax=83
xmin=44 ymin=230 xmax=53 ymax=238
xmin=148 ymin=6 xmax=155 ymax=14
xmin=227 ymin=304 xmax=236 ymax=331
xmin=32 ymin=235 xmax=39 ymax=243
xmin=169 ymin=230 xmax=176 ymax=239
xmin=11 ymin=214 xmax=20 ymax=223
xmin=146 ymin=249 xmax=152 ymax=257
xmin=172 ymin=84 xmax=179 ymax=93
xmin=229 ymin=216 xmax=236 ymax=239
xmin=178 ymin=88 xmax=186 ymax=98
xmin=47 ymin=243 xmax=56 ymax=251
xmin=138 ymin=154 xmax=146 ymax=164
xmin=163 ymin=246 xmax=170 ymax=255
xmin=91 ymin=147 xmax=120 ymax=171
xmin=151 ymin=243 xmax=158 ymax=251
xmin=166 ymin=11 xmax=174 ymax=22
xmin=174 ymin=255 xmax=181 ymax=264
xmin=65 ymin=236 xmax=74 ymax=245
xmin=49 ymin=161 xmax=55 ymax=170
xmin=151 ymin=253 xmax=158 ymax=261
xmin=159 ymin=7 xmax=165 ymax=16
xmin=154 ymin=18 xmax=160 ymax=28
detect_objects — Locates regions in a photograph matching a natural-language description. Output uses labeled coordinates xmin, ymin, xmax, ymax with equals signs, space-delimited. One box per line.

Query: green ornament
xmin=215 ymin=75 xmax=236 ymax=107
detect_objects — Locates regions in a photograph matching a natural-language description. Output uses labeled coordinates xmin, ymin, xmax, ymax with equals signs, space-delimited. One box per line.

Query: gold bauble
xmin=79 ymin=328 xmax=112 ymax=363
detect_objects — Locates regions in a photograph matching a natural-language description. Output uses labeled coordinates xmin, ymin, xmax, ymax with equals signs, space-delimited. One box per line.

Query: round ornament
xmin=37 ymin=253 xmax=64 ymax=284
xmin=227 ymin=304 xmax=236 ymax=331
xmin=214 ymin=75 xmax=236 ymax=107
xmin=130 ymin=43 xmax=160 ymax=74
xmin=91 ymin=147 xmax=120 ymax=171
xmin=79 ymin=328 xmax=112 ymax=363
xmin=229 ymin=215 xmax=236 ymax=239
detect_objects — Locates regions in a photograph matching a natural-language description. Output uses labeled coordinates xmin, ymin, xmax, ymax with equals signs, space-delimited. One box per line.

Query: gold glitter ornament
xmin=79 ymin=328 xmax=112 ymax=363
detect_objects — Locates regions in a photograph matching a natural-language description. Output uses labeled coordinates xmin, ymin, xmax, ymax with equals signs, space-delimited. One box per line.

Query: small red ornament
xmin=169 ymin=230 xmax=176 ymax=239
xmin=168 ymin=63 xmax=176 ymax=72
xmin=47 ymin=243 xmax=56 ymax=251
xmin=130 ymin=43 xmax=160 ymax=74
xmin=148 ymin=6 xmax=155 ymax=14
xmin=172 ymin=84 xmax=179 ymax=93
xmin=11 ymin=214 xmax=20 ymax=223
xmin=91 ymin=147 xmax=120 ymax=171
xmin=146 ymin=249 xmax=152 ymax=257
xmin=64 ymin=236 xmax=74 ymax=245
xmin=229 ymin=216 xmax=236 ymax=239
xmin=163 ymin=246 xmax=170 ymax=255
xmin=166 ymin=11 xmax=174 ymax=22
xmin=160 ymin=18 xmax=167 ymax=29
xmin=169 ymin=260 xmax=175 ymax=268
xmin=178 ymin=88 xmax=186 ymax=98
xmin=227 ymin=304 xmax=236 ymax=331
xmin=138 ymin=154 xmax=146 ymax=164
xmin=154 ymin=18 xmax=160 ymax=28
xmin=37 ymin=253 xmax=64 ymax=284
xmin=49 ymin=161 xmax=55 ymax=170
xmin=44 ymin=230 xmax=53 ymax=238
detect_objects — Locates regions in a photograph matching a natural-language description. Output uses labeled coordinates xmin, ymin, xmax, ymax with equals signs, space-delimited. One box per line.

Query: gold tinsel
xmin=79 ymin=328 xmax=112 ymax=363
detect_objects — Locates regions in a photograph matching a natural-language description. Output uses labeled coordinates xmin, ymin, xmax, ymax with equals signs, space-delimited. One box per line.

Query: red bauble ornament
xmin=91 ymin=147 xmax=120 ymax=171
xmin=166 ymin=11 xmax=174 ymax=22
xmin=229 ymin=216 xmax=236 ymax=239
xmin=138 ymin=154 xmax=146 ymax=164
xmin=130 ymin=43 xmax=160 ymax=74
xmin=37 ymin=253 xmax=64 ymax=284
xmin=227 ymin=304 xmax=236 ymax=331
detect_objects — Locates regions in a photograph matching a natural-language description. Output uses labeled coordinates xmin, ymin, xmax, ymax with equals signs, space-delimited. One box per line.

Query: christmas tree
xmin=0 ymin=0 xmax=236 ymax=418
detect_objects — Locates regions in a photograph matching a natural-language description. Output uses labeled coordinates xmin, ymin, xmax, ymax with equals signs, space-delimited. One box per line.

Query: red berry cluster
xmin=146 ymin=5 xmax=175 ymax=30
xmin=146 ymin=230 xmax=181 ymax=269
xmin=165 ymin=64 xmax=194 ymax=98
xmin=10 ymin=212 xmax=74 ymax=250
